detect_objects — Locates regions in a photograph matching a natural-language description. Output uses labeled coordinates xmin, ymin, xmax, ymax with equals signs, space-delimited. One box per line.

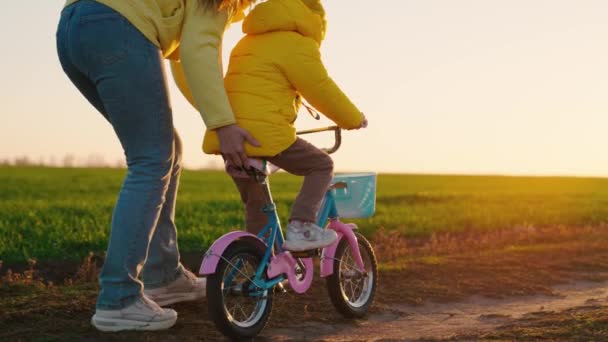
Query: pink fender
xmin=320 ymin=221 xmax=366 ymax=277
xmin=199 ymin=231 xmax=265 ymax=276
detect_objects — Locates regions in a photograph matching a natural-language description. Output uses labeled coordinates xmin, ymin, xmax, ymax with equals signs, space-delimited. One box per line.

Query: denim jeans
xmin=57 ymin=1 xmax=186 ymax=310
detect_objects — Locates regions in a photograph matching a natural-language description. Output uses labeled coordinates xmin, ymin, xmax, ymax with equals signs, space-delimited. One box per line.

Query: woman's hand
xmin=216 ymin=124 xmax=261 ymax=168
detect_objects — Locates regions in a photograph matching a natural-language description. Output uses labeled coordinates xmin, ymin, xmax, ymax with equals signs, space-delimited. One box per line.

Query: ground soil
xmin=2 ymin=225 xmax=608 ymax=341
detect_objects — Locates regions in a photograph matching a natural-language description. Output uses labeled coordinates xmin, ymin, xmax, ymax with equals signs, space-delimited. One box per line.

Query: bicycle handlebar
xmin=296 ymin=126 xmax=342 ymax=155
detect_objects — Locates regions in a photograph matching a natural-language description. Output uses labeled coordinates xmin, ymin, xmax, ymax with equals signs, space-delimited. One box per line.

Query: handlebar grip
xmin=323 ymin=128 xmax=341 ymax=155
xmin=296 ymin=126 xmax=342 ymax=155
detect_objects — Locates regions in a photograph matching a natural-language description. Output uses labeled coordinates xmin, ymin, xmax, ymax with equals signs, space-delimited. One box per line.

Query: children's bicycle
xmin=199 ymin=126 xmax=378 ymax=339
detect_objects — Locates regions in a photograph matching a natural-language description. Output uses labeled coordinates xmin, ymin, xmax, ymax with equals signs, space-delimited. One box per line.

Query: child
xmin=175 ymin=0 xmax=366 ymax=251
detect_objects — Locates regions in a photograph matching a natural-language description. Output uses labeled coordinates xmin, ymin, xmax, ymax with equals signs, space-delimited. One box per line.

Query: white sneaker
xmin=91 ymin=296 xmax=177 ymax=332
xmin=282 ymin=221 xmax=338 ymax=252
xmin=144 ymin=269 xmax=206 ymax=306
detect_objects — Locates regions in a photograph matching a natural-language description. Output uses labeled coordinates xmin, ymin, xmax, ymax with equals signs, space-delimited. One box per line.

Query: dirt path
xmin=262 ymin=280 xmax=608 ymax=341
xmin=4 ymin=226 xmax=608 ymax=341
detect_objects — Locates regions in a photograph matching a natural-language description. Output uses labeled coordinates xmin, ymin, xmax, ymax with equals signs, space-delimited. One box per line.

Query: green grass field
xmin=3 ymin=166 xmax=608 ymax=341
xmin=1 ymin=166 xmax=608 ymax=264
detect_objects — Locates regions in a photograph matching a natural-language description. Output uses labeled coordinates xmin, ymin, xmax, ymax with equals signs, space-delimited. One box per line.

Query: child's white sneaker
xmin=144 ymin=269 xmax=206 ymax=306
xmin=283 ymin=220 xmax=338 ymax=252
xmin=91 ymin=296 xmax=177 ymax=332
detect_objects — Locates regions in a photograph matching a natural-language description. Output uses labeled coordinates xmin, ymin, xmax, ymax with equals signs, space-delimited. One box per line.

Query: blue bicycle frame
xmin=231 ymin=173 xmax=339 ymax=294
xmin=224 ymin=126 xmax=343 ymax=294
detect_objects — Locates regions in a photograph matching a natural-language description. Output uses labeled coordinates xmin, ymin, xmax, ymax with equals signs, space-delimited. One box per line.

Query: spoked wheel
xmin=207 ymin=241 xmax=273 ymax=340
xmin=326 ymin=232 xmax=378 ymax=318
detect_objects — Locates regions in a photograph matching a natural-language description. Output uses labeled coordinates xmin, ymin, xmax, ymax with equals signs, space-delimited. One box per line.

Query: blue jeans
xmin=57 ymin=1 xmax=186 ymax=310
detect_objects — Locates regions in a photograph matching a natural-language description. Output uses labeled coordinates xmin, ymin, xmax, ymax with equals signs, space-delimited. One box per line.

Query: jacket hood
xmin=243 ymin=0 xmax=326 ymax=43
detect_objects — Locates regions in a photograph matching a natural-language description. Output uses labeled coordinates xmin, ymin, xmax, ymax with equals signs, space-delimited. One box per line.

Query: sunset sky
xmin=1 ymin=1 xmax=607 ymax=176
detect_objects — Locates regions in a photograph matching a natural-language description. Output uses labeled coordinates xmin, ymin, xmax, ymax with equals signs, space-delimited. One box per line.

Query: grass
xmin=3 ymin=224 xmax=608 ymax=341
xmin=3 ymin=166 xmax=608 ymax=340
xmin=2 ymin=166 xmax=608 ymax=264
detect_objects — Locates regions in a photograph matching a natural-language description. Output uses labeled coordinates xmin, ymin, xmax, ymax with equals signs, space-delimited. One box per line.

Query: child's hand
xmin=347 ymin=113 xmax=367 ymax=130
xmin=357 ymin=113 xmax=368 ymax=129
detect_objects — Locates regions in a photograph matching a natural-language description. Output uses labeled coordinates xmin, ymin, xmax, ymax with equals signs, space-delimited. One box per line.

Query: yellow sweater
xmin=63 ymin=0 xmax=249 ymax=129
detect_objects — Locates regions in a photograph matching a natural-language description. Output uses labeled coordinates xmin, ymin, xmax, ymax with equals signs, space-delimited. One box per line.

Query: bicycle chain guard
xmin=266 ymin=252 xmax=314 ymax=294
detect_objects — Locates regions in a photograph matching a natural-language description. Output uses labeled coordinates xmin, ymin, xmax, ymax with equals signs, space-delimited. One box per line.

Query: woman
xmin=56 ymin=0 xmax=258 ymax=332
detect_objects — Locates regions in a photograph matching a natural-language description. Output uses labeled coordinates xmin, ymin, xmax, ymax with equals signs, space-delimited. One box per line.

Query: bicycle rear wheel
xmin=207 ymin=240 xmax=273 ymax=339
xmin=326 ymin=233 xmax=377 ymax=318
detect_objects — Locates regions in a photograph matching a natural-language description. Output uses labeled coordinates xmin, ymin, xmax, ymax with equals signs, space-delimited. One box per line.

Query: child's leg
xmin=268 ymin=138 xmax=336 ymax=251
xmin=231 ymin=175 xmax=269 ymax=235
xmin=268 ymin=138 xmax=334 ymax=222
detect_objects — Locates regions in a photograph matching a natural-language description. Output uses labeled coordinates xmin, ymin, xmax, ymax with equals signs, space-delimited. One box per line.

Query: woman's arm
xmin=175 ymin=2 xmax=259 ymax=167
xmin=178 ymin=3 xmax=234 ymax=129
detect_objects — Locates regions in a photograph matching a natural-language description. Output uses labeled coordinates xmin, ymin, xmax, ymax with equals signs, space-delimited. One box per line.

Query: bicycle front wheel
xmin=207 ymin=240 xmax=273 ymax=339
xmin=326 ymin=232 xmax=378 ymax=318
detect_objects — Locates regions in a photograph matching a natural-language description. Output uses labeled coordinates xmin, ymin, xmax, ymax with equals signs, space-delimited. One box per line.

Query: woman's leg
xmin=140 ymin=130 xmax=206 ymax=307
xmin=57 ymin=2 xmax=177 ymax=310
xmin=142 ymin=130 xmax=184 ymax=287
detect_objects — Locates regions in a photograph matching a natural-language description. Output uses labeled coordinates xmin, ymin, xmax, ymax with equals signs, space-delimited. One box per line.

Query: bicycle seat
xmin=225 ymin=158 xmax=279 ymax=179
xmin=247 ymin=158 xmax=269 ymax=175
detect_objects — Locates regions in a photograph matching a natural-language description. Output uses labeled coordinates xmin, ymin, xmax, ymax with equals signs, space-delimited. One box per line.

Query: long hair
xmin=198 ymin=0 xmax=250 ymax=12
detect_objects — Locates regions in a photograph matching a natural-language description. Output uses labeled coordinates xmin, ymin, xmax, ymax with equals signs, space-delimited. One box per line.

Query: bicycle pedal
xmin=274 ymin=280 xmax=288 ymax=294
xmin=290 ymin=249 xmax=319 ymax=258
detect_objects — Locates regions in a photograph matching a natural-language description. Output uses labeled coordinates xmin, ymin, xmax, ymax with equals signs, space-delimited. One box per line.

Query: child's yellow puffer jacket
xmin=196 ymin=0 xmax=364 ymax=156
